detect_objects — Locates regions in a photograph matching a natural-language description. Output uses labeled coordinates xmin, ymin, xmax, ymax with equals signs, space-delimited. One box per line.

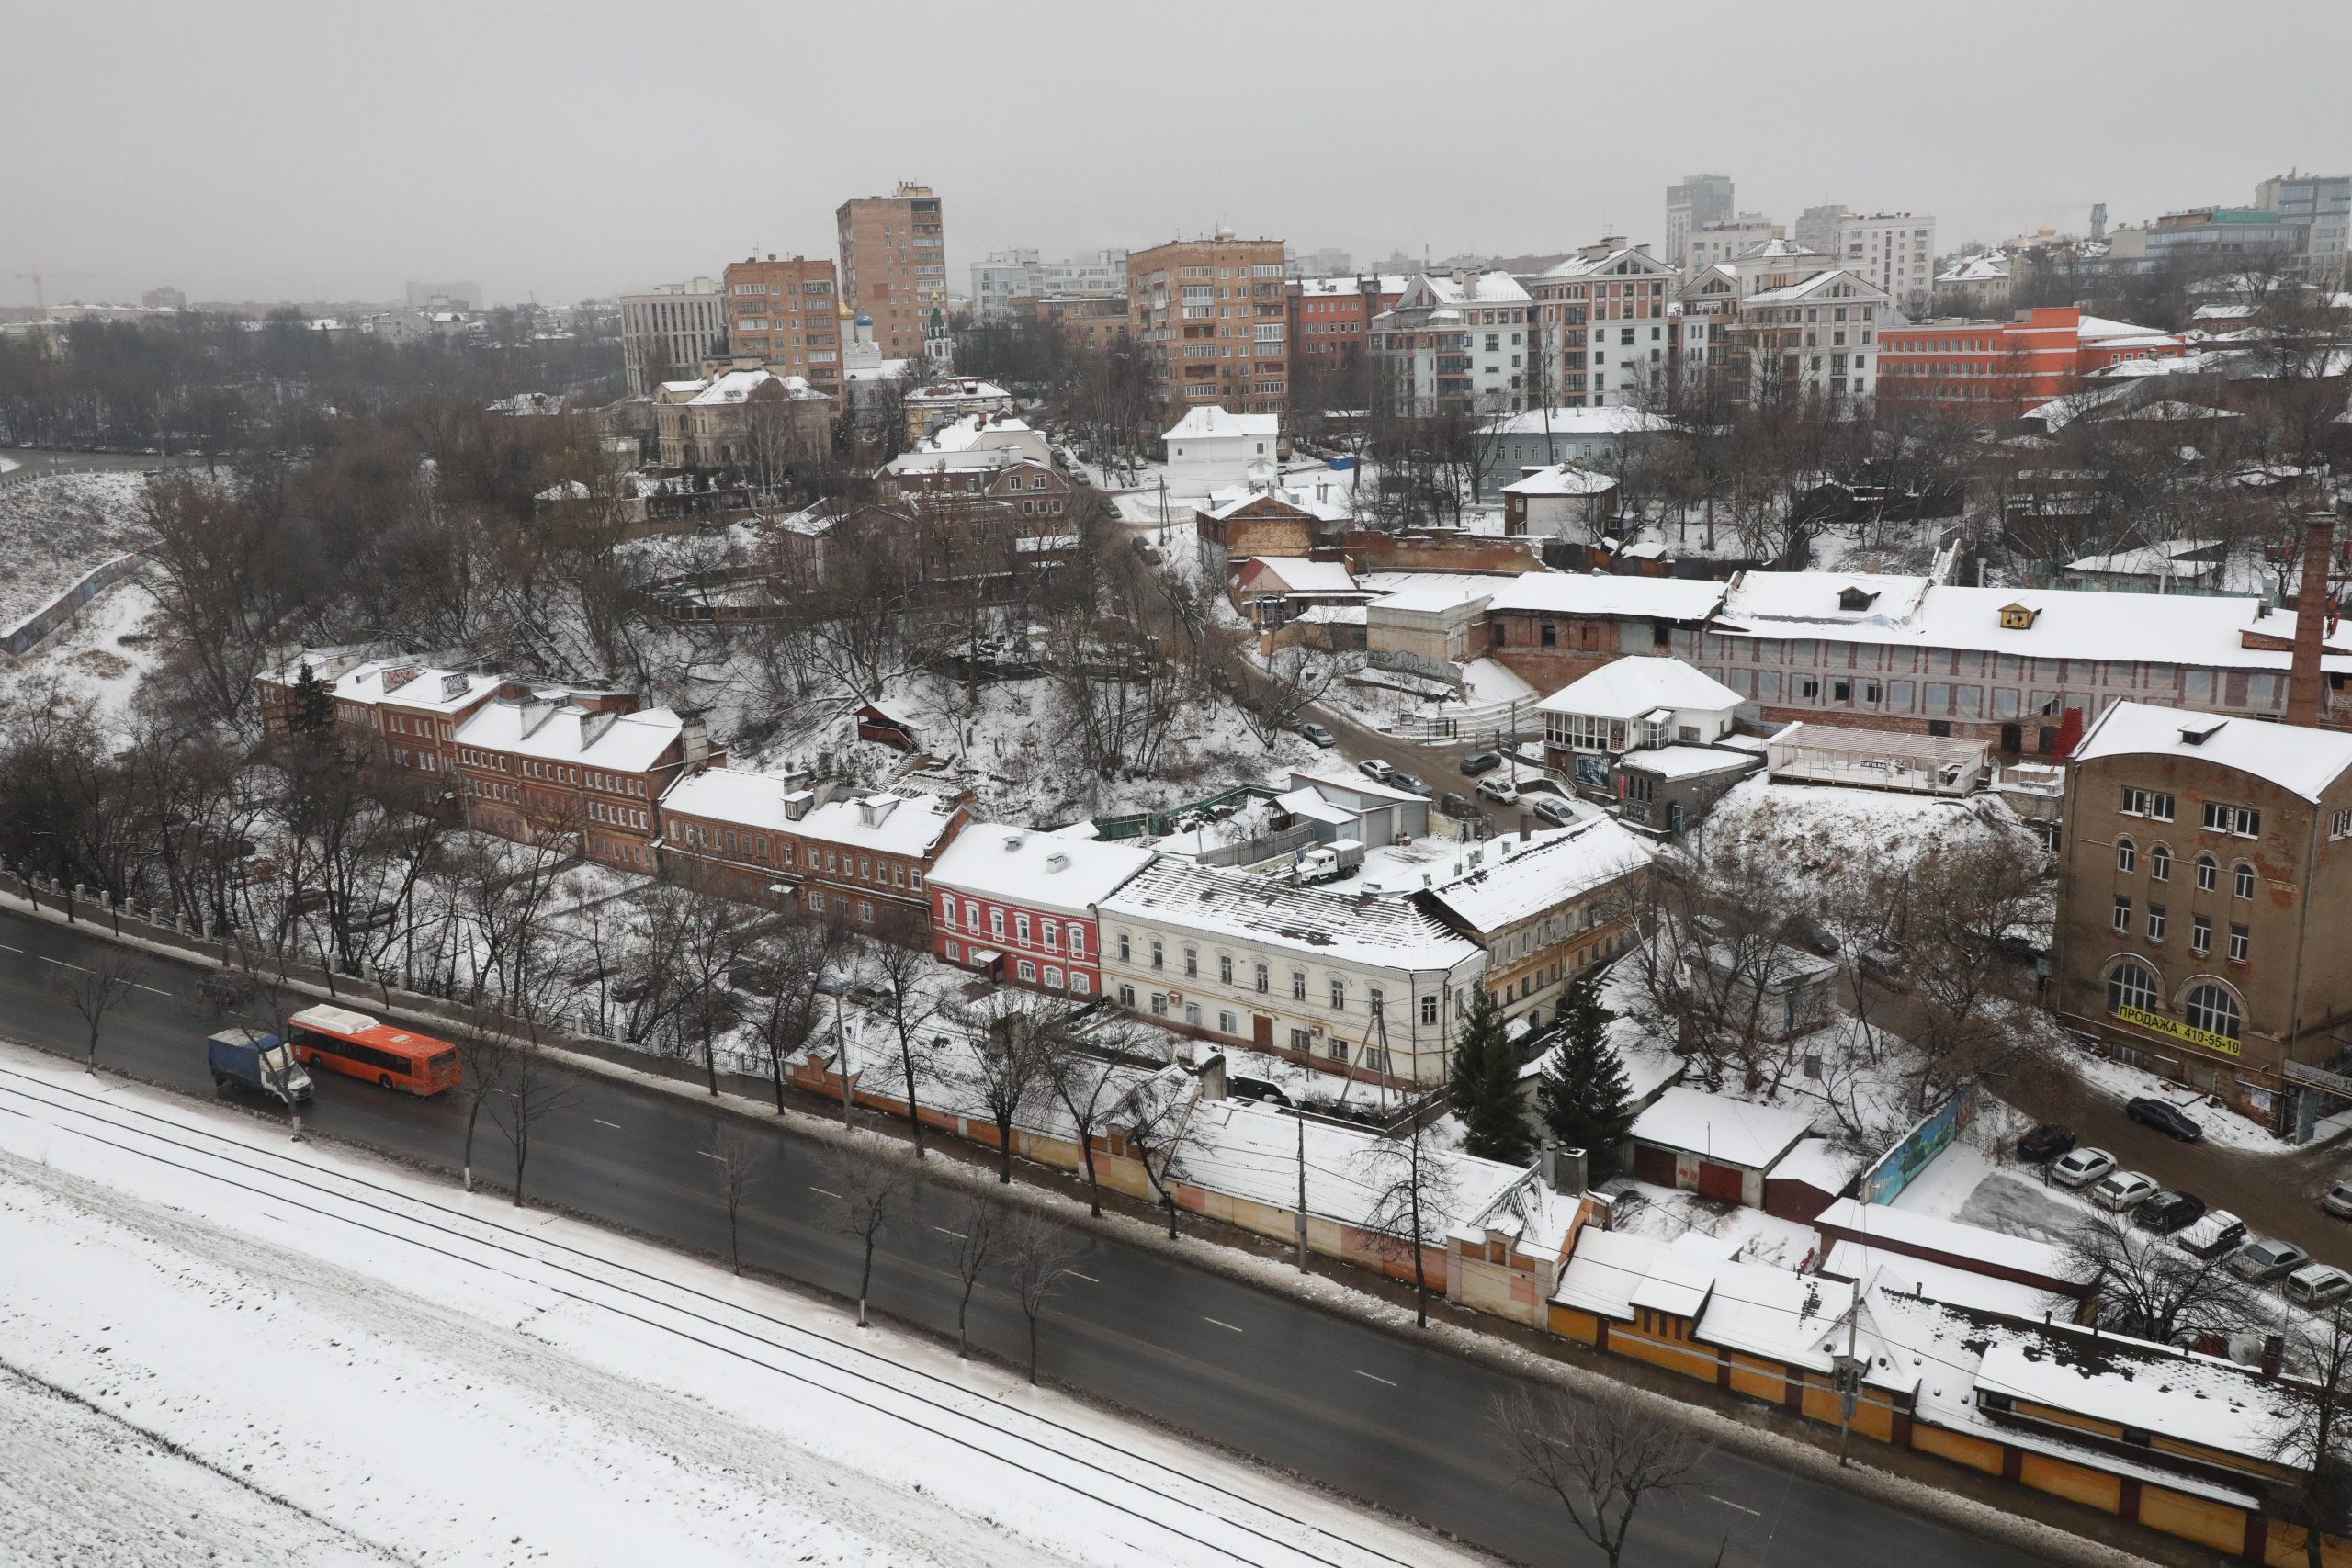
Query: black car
xmin=2134 ymin=1190 xmax=2209 ymax=1235
xmin=2126 ymin=1097 xmax=2205 ymax=1143
xmin=1459 ymin=751 xmax=1503 ymax=776
xmin=1229 ymin=1076 xmax=1293 ymax=1107
xmin=197 ymin=971 xmax=256 ymax=1007
xmin=2017 ymin=1123 xmax=2076 ymax=1162
xmin=1438 ymin=791 xmax=1475 ymax=818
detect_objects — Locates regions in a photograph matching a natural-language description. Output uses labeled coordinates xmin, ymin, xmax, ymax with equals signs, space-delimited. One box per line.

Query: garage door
xmin=1697 ymin=1160 xmax=1745 ymax=1203
xmin=1632 ymin=1144 xmax=1676 ymax=1187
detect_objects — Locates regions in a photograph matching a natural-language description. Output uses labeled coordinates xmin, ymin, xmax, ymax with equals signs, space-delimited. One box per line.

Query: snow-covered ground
xmin=0 ymin=573 xmax=164 ymax=736
xmin=0 ymin=1042 xmax=1479 ymax=1568
xmin=0 ymin=469 xmax=150 ymax=627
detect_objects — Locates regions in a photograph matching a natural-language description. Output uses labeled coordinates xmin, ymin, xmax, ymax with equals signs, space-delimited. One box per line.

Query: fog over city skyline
xmin=7 ymin=0 xmax=2347 ymax=308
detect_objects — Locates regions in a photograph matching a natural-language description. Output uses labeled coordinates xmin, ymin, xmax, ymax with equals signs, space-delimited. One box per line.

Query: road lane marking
xmin=1353 ymin=1370 xmax=1396 ymax=1386
xmin=0 ymin=942 xmax=21 ymax=953
xmin=594 ymin=1118 xmax=621 ymax=1130
xmin=810 ymin=1186 xmax=842 ymax=1198
xmin=1067 ymin=1270 xmax=1100 ymax=1283
xmin=933 ymin=1226 xmax=966 ymax=1238
xmin=38 ymin=956 xmax=88 ymax=971
xmin=133 ymin=984 xmax=172 ymax=998
xmin=1203 ymin=1316 xmax=1244 ymax=1334
xmin=1709 ymin=1495 xmax=1762 ymax=1517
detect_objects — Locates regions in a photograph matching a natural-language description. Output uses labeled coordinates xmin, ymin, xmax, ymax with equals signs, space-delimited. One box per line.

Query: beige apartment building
xmin=619 ymin=278 xmax=728 ymax=396
xmin=837 ymin=184 xmax=947 ymax=360
xmin=1126 ymin=234 xmax=1290 ymax=417
xmin=2054 ymin=701 xmax=2352 ymax=1134
xmin=720 ymin=255 xmax=842 ymax=400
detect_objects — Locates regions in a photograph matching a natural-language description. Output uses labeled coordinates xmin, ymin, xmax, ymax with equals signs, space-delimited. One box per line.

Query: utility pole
xmin=1295 ymin=1104 xmax=1308 ymax=1272
xmin=1833 ymin=1293 xmax=1864 ymax=1467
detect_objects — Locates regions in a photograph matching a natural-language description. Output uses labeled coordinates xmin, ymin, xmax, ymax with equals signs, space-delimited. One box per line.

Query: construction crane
xmin=12 ymin=266 xmax=92 ymax=321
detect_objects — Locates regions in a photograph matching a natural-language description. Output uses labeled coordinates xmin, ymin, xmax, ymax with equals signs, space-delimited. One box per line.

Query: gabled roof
xmin=1476 ymin=406 xmax=1675 ymax=439
xmin=1097 ymin=858 xmax=1480 ymax=971
xmin=1416 ymin=818 xmax=1650 ymax=936
xmin=1746 ymin=268 xmax=1893 ymax=308
xmin=1937 ymin=254 xmax=2011 ymax=284
xmin=1535 ymin=656 xmax=1743 ymax=720
xmin=329 ymin=658 xmax=502 ymax=715
xmin=1627 ymin=1087 xmax=1816 ymax=1169
xmin=1535 ymin=246 xmax=1673 ymax=281
xmin=1234 ymin=557 xmax=1359 ymax=594
xmin=455 ymin=699 xmax=684 ymax=773
xmin=2073 ymin=700 xmax=2352 ymax=803
xmin=929 ymin=822 xmax=1157 ymax=911
xmin=1164 ymin=404 xmax=1279 ymax=441
xmin=1500 ymin=463 xmax=1618 ymax=497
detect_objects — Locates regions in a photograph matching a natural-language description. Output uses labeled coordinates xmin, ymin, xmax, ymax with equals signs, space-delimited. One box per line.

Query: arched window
xmin=2108 ymin=960 xmax=2161 ymax=1015
xmin=2197 ymin=854 xmax=2218 ymax=891
xmin=2149 ymin=844 xmax=2171 ymax=883
xmin=2116 ymin=837 xmax=2136 ymax=874
xmin=2185 ymin=985 xmax=2241 ymax=1040
xmin=2233 ymin=863 xmax=2256 ymax=900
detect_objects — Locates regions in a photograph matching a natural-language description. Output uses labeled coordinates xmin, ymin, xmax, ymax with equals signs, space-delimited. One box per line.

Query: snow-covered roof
xmin=1973 ymin=1337 xmax=2292 ymax=1465
xmin=2072 ymin=700 xmax=2352 ymax=803
xmin=1535 ymin=656 xmax=1744 ymax=720
xmin=1747 ymin=269 xmax=1886 ymax=308
xmin=1621 ymin=744 xmax=1756 ymax=781
xmin=1768 ymin=1138 xmax=1861 ymax=1195
xmin=1553 ymin=1228 xmax=1739 ymax=1321
xmin=788 ymin=790 xmax=963 ymax=859
xmin=1098 ymin=858 xmax=1480 ymax=973
xmin=1698 ymin=1261 xmax=1863 ymax=1374
xmin=929 ymin=823 xmax=1157 ymax=914
xmin=1413 ymin=271 xmax=1532 ymax=306
xmin=2099 ymin=400 xmax=2242 ymax=423
xmin=2064 ymin=537 xmax=2223 ymax=576
xmin=1483 ymin=573 xmax=1726 ymax=621
xmin=1718 ymin=570 xmax=1932 ymax=625
xmin=1627 ymin=1087 xmax=1816 ymax=1169
xmin=1500 ymin=463 xmax=1618 ymax=497
xmin=1417 ymin=818 xmax=1649 ymax=935
xmin=455 ymin=700 xmax=684 ymax=774
xmin=1476 ymin=406 xmax=1674 ymax=439
xmin=1812 ymin=1199 xmax=2076 ymax=1285
xmin=686 ymin=369 xmax=819 ymax=405
xmin=1170 ymin=1097 xmax=1531 ymax=1239
xmin=906 ymin=378 xmax=1012 ymax=404
xmin=1535 ymin=247 xmax=1670 ymax=281
xmin=2076 ymin=313 xmax=2181 ymax=348
xmin=1286 ymin=769 xmax=1428 ymax=807
xmin=1368 ymin=579 xmax=1498 ymax=615
xmin=1295 ymin=274 xmax=1409 ymax=298
xmin=1236 ymin=557 xmax=1359 ymax=594
xmin=329 ymin=658 xmax=503 ymax=715
xmin=1936 ymin=254 xmax=2011 ymax=284
xmin=1820 ymin=1240 xmax=2064 ymax=1322
xmin=1163 ymin=405 xmax=1279 ymax=442
xmin=658 ymin=768 xmax=806 ymax=830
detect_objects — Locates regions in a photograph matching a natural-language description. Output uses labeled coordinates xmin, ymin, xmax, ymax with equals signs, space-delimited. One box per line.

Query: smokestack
xmin=2288 ymin=511 xmax=2335 ymax=728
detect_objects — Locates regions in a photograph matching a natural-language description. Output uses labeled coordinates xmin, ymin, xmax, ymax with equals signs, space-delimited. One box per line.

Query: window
xmin=2197 ymin=854 xmax=2218 ymax=891
xmin=2191 ymin=914 xmax=2211 ymax=953
xmin=2149 ymin=844 xmax=2171 ymax=883
xmin=2335 ymin=807 xmax=2352 ymax=840
xmin=1042 ymin=920 xmax=1058 ymax=951
xmin=1118 ymin=984 xmax=1136 ymax=1008
xmin=1219 ymin=954 xmax=1233 ymax=985
xmin=2145 ymin=905 xmax=2166 ymax=942
xmin=1068 ymin=928 xmax=1082 ymax=957
xmin=1183 ymin=1001 xmax=1201 ymax=1026
xmin=1017 ymin=959 xmax=1037 ymax=982
xmin=1117 ymin=931 xmax=1131 ymax=961
xmin=1420 ymin=994 xmax=1440 ymax=1026
xmin=2108 ymin=960 xmax=2160 ymax=1014
xmin=1015 ymin=914 xmax=1030 ymax=944
xmin=2116 ymin=837 xmax=2136 ymax=874
xmin=1255 ymin=963 xmax=1270 ymax=994
xmin=1292 ymin=970 xmax=1307 ymax=1001
xmin=2112 ymin=896 xmax=2132 ymax=933
xmin=1149 ymin=939 xmax=1164 ymax=971
xmin=2234 ymin=863 xmax=2256 ymax=899
xmin=2185 ymin=984 xmax=2241 ymax=1040
xmin=1072 ymin=974 xmax=1091 ymax=996
xmin=1144 ymin=991 xmax=1165 ymax=1019
xmin=2204 ymin=802 xmax=2260 ymax=838
xmin=1288 ymin=1028 xmax=1311 ymax=1053
xmin=1329 ymin=978 xmax=1346 ymax=1010
xmin=1183 ymin=946 xmax=1198 ymax=978
xmin=2229 ymin=923 xmax=2250 ymax=964
xmin=990 ymin=909 xmax=1005 ymax=938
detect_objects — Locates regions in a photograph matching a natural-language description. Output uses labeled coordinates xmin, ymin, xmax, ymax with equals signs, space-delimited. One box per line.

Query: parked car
xmin=1859 ymin=942 xmax=1908 ymax=987
xmin=2051 ymin=1146 xmax=2117 ymax=1189
xmin=2016 ymin=1123 xmax=2077 ymax=1163
xmin=2322 ymin=1179 xmax=2352 ymax=1220
xmin=1357 ymin=759 xmax=1395 ymax=781
xmin=2231 ymin=1236 xmax=2312 ymax=1282
xmin=1438 ymin=792 xmax=1475 ymax=818
xmin=1297 ymin=722 xmax=1337 ymax=748
xmin=2091 ymin=1170 xmax=2160 ymax=1212
xmin=1388 ymin=771 xmax=1430 ymax=796
xmin=1777 ymin=913 xmax=1841 ymax=957
xmin=2175 ymin=1209 xmax=2248 ymax=1260
xmin=2134 ymin=1190 xmax=2208 ymax=1234
xmin=206 ymin=1027 xmax=312 ymax=1105
xmin=1531 ymin=797 xmax=1577 ymax=827
xmin=2287 ymin=1264 xmax=2352 ymax=1309
xmin=1476 ymin=776 xmax=1520 ymax=805
xmin=1459 ymin=751 xmax=1503 ymax=776
xmin=197 ymin=971 xmax=257 ymax=1008
xmin=2126 ymin=1096 xmax=2205 ymax=1143
xmin=1228 ymin=1076 xmax=1293 ymax=1108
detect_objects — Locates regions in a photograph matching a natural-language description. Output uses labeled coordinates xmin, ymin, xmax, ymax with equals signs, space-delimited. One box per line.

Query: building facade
xmin=1877 ymin=307 xmax=2184 ymax=420
xmin=1665 ymin=174 xmax=1736 ymax=269
xmin=1366 ymin=272 xmax=1534 ymax=414
xmin=1290 ymin=275 xmax=1405 ymax=378
xmin=2053 ymin=701 xmax=2352 ymax=1131
xmin=928 ymin=825 xmax=1156 ymax=997
xmin=1683 ymin=215 xmax=1783 ymax=276
xmin=1833 ymin=212 xmax=1937 ymax=317
xmin=837 ymin=183 xmax=947 ymax=361
xmin=1126 ymin=234 xmax=1290 ymax=416
xmin=453 ymin=694 xmax=712 ymax=873
xmin=719 ymin=256 xmax=842 ymax=400
xmin=620 ymin=279 xmax=728 ymax=396
xmin=1717 ymin=269 xmax=1893 ymax=405
xmin=1522 ymin=242 xmax=1678 ymax=408
xmin=658 ymin=772 xmax=966 ymax=937
xmin=2253 ymin=172 xmax=2349 ymax=284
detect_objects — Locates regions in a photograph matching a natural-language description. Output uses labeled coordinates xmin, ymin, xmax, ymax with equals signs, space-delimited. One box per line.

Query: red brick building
xmin=452 ymin=693 xmax=717 ymax=872
xmin=1877 ymin=306 xmax=2185 ymax=420
xmin=928 ymin=825 xmax=1158 ymax=998
xmin=257 ymin=653 xmax=518 ymax=786
xmin=1289 ymin=275 xmax=1404 ymax=375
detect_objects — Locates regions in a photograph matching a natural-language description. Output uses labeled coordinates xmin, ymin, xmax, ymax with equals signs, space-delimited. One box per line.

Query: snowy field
xmin=0 ymin=1043 xmax=1478 ymax=1568
xmin=0 ymin=469 xmax=150 ymax=627
xmin=0 ymin=573 xmax=164 ymax=737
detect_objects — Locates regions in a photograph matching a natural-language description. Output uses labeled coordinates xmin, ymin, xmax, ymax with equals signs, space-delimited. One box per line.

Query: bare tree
xmin=487 ymin=1041 xmax=577 ymax=1208
xmin=707 ymin=1121 xmax=766 ymax=1276
xmin=2271 ymin=1303 xmax=2352 ymax=1568
xmin=1355 ymin=1104 xmax=1458 ymax=1328
xmin=1043 ymin=1020 xmax=1139 ymax=1219
xmin=2065 ymin=1211 xmax=2254 ymax=1345
xmin=743 ymin=917 xmax=839 ymax=1114
xmin=453 ymin=1022 xmax=520 ymax=1193
xmin=1003 ymin=1208 xmax=1083 ymax=1384
xmin=51 ymin=945 xmax=145 ymax=1075
xmin=956 ymin=990 xmax=1061 ymax=1184
xmin=945 ymin=1195 xmax=1001 ymax=1359
xmin=864 ymin=936 xmax=942 ymax=1157
xmin=1112 ymin=1066 xmax=1199 ymax=1240
xmin=1492 ymin=1384 xmax=1707 ymax=1568
xmin=826 ymin=1142 xmax=913 ymax=1327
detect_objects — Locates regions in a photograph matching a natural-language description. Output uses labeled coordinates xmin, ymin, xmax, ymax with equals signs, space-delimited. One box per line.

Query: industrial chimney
xmin=2287 ymin=510 xmax=2336 ymax=728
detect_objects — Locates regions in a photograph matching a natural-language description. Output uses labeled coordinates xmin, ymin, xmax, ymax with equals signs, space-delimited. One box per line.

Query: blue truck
xmin=207 ymin=1028 xmax=313 ymax=1104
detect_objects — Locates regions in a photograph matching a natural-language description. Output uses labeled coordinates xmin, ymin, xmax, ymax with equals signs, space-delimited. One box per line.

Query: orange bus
xmin=285 ymin=1004 xmax=461 ymax=1097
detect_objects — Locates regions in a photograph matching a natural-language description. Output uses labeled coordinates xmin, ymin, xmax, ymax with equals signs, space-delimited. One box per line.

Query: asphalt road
xmin=0 ymin=904 xmax=2041 ymax=1568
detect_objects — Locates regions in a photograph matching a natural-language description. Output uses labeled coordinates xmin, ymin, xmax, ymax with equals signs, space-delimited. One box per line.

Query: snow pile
xmin=0 ymin=1043 xmax=1476 ymax=1568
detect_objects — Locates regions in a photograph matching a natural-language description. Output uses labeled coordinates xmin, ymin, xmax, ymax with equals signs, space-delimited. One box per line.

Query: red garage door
xmin=1632 ymin=1144 xmax=1677 ymax=1187
xmin=1697 ymin=1161 xmax=1746 ymax=1203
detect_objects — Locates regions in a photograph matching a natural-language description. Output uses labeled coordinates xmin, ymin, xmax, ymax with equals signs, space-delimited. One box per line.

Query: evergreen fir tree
xmin=1537 ymin=979 xmax=1635 ymax=1182
xmin=288 ymin=664 xmax=334 ymax=738
xmin=1453 ymin=987 xmax=1535 ymax=1165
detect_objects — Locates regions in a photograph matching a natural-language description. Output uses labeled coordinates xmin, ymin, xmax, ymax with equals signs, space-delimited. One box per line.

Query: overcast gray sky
xmin=7 ymin=0 xmax=2346 ymax=308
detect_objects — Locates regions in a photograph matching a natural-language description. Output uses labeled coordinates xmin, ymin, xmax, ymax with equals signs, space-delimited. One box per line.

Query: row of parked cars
xmin=1352 ymin=755 xmax=1578 ymax=826
xmin=2020 ymin=1109 xmax=2352 ymax=1307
